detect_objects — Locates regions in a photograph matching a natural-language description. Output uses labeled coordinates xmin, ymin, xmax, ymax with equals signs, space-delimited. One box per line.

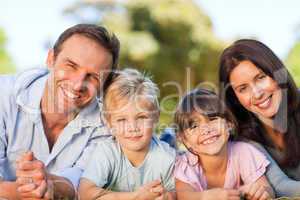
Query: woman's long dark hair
xmin=219 ymin=39 xmax=300 ymax=168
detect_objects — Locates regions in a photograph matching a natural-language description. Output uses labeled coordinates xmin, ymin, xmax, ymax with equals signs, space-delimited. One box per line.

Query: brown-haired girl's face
xmin=182 ymin=113 xmax=231 ymax=156
xmin=229 ymin=60 xmax=282 ymax=119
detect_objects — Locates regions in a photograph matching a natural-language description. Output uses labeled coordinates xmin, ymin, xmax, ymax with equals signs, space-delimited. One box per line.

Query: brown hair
xmin=219 ymin=39 xmax=300 ymax=168
xmin=174 ymin=88 xmax=238 ymax=140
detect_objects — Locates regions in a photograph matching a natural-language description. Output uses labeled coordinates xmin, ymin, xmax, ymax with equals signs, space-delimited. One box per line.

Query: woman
xmin=219 ymin=39 xmax=300 ymax=197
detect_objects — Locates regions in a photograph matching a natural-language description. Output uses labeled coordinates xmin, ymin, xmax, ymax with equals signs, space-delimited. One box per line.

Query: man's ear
xmin=46 ymin=49 xmax=55 ymax=69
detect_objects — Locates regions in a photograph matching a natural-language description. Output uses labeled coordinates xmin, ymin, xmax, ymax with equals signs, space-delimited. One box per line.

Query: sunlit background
xmin=1 ymin=0 xmax=300 ymax=126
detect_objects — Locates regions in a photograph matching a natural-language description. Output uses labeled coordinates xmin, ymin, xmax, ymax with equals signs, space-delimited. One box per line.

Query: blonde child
xmin=174 ymin=88 xmax=274 ymax=200
xmin=79 ymin=68 xmax=175 ymax=200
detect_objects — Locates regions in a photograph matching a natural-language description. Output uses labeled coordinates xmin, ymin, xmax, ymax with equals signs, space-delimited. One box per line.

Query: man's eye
xmin=88 ymin=74 xmax=100 ymax=82
xmin=65 ymin=63 xmax=76 ymax=69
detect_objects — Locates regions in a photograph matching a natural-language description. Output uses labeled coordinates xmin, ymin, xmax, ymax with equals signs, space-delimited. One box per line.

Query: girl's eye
xmin=190 ymin=123 xmax=198 ymax=130
xmin=209 ymin=117 xmax=218 ymax=122
xmin=257 ymin=74 xmax=266 ymax=80
xmin=138 ymin=115 xmax=148 ymax=119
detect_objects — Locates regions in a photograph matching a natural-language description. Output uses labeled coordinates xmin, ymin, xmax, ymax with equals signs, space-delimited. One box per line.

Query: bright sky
xmin=0 ymin=0 xmax=300 ymax=71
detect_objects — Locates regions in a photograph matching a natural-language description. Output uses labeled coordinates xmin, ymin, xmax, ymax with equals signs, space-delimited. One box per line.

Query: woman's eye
xmin=238 ymin=86 xmax=247 ymax=93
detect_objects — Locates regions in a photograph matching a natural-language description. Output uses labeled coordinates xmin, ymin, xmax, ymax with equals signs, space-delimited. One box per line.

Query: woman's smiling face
xmin=229 ymin=60 xmax=282 ymax=119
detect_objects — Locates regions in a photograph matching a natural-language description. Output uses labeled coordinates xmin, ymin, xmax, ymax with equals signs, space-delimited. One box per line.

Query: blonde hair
xmin=103 ymin=68 xmax=160 ymax=119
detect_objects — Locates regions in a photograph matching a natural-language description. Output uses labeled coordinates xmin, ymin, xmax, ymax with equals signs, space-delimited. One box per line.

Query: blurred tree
xmin=0 ymin=28 xmax=15 ymax=74
xmin=65 ymin=0 xmax=225 ymax=125
xmin=286 ymin=41 xmax=300 ymax=86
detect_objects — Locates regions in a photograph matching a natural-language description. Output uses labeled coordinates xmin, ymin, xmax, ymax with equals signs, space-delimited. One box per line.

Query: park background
xmin=1 ymin=0 xmax=300 ymax=129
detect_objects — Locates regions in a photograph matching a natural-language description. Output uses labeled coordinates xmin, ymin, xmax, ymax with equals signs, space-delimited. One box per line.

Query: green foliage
xmin=0 ymin=28 xmax=15 ymax=74
xmin=65 ymin=0 xmax=225 ymax=126
xmin=286 ymin=41 xmax=300 ymax=86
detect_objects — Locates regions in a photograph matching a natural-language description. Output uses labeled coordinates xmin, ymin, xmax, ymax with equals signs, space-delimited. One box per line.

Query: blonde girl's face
xmin=182 ymin=113 xmax=231 ymax=156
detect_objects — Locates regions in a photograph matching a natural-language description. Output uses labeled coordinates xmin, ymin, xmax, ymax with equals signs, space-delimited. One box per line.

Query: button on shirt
xmin=0 ymin=68 xmax=110 ymax=187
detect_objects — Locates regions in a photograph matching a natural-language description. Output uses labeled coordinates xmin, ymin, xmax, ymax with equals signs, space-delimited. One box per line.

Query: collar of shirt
xmin=14 ymin=68 xmax=103 ymax=129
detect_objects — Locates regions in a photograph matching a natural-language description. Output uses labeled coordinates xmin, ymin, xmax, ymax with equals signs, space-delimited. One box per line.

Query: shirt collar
xmin=16 ymin=68 xmax=103 ymax=128
xmin=16 ymin=69 xmax=49 ymax=122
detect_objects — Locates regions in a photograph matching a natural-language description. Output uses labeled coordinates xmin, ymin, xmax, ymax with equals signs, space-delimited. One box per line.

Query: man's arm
xmin=0 ymin=181 xmax=21 ymax=199
xmin=0 ymin=108 xmax=20 ymax=199
xmin=16 ymin=152 xmax=76 ymax=199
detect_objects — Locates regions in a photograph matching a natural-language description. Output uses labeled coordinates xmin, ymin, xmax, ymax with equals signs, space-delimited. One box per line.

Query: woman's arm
xmin=250 ymin=141 xmax=300 ymax=197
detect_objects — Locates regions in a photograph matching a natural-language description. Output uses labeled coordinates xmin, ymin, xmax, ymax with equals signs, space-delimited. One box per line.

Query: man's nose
xmin=72 ymin=71 xmax=88 ymax=91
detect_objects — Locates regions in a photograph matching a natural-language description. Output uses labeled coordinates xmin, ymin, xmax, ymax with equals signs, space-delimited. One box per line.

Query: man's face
xmin=46 ymin=34 xmax=112 ymax=114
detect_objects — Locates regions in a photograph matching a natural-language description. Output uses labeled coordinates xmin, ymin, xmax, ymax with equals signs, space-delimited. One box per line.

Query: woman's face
xmin=229 ymin=60 xmax=282 ymax=119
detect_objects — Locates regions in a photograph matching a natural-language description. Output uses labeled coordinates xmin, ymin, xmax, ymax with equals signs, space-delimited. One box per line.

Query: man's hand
xmin=15 ymin=151 xmax=54 ymax=199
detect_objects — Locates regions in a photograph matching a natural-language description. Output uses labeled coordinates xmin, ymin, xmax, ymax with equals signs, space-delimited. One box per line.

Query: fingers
xmin=227 ymin=189 xmax=242 ymax=200
xmin=228 ymin=196 xmax=241 ymax=200
xmin=146 ymin=179 xmax=161 ymax=188
xmin=258 ymin=191 xmax=271 ymax=200
xmin=18 ymin=180 xmax=48 ymax=199
xmin=17 ymin=159 xmax=44 ymax=171
xmin=251 ymin=186 xmax=265 ymax=200
xmin=16 ymin=160 xmax=46 ymax=185
xmin=43 ymin=180 xmax=54 ymax=200
xmin=16 ymin=177 xmax=37 ymax=185
xmin=16 ymin=151 xmax=35 ymax=163
xmin=16 ymin=169 xmax=46 ymax=184
xmin=241 ymin=184 xmax=272 ymax=200
xmin=17 ymin=183 xmax=38 ymax=193
xmin=227 ymin=189 xmax=241 ymax=196
xmin=151 ymin=185 xmax=164 ymax=194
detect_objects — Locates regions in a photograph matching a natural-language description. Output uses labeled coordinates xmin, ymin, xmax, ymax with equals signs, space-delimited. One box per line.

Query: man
xmin=0 ymin=24 xmax=120 ymax=199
